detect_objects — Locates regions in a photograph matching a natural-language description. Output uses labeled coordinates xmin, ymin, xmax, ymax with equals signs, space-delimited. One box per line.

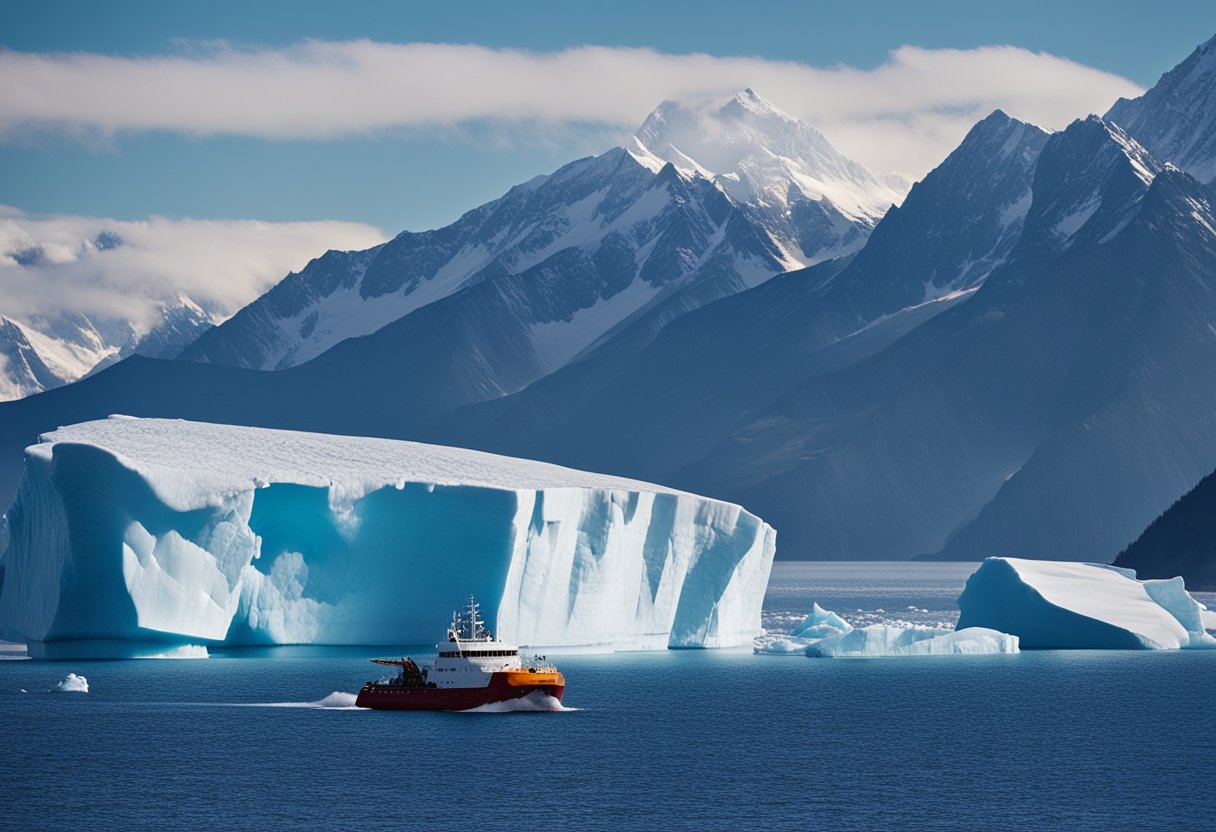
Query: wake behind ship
xmin=355 ymin=597 xmax=565 ymax=711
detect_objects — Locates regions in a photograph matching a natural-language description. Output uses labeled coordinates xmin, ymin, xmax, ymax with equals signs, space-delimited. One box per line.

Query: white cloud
xmin=0 ymin=41 xmax=1142 ymax=178
xmin=0 ymin=208 xmax=387 ymax=329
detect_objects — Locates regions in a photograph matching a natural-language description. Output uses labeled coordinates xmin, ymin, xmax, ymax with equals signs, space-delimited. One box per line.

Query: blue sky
xmin=3 ymin=0 xmax=1215 ymax=234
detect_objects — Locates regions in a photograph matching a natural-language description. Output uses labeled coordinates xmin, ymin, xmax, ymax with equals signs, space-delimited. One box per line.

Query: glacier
xmin=956 ymin=557 xmax=1216 ymax=650
xmin=0 ymin=416 xmax=775 ymax=655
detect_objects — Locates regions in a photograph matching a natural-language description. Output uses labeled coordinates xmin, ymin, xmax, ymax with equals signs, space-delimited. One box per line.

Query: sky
xmin=2 ymin=0 xmax=1214 ymax=329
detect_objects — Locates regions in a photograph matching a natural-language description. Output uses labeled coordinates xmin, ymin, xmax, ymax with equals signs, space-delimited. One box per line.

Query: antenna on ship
xmin=466 ymin=594 xmax=490 ymax=641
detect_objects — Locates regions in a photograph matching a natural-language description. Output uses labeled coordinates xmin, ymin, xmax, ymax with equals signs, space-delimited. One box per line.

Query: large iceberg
xmin=0 ymin=416 xmax=775 ymax=653
xmin=956 ymin=557 xmax=1216 ymax=650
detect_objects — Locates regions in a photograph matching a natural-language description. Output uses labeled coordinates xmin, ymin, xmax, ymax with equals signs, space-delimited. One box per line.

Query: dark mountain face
xmin=1114 ymin=466 xmax=1216 ymax=591
xmin=1107 ymin=34 xmax=1216 ymax=184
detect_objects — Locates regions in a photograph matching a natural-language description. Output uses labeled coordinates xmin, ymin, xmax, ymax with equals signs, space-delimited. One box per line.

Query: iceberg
xmin=791 ymin=603 xmax=853 ymax=638
xmin=52 ymin=673 xmax=88 ymax=693
xmin=0 ymin=417 xmax=775 ymax=654
xmin=956 ymin=557 xmax=1216 ymax=650
xmin=805 ymin=625 xmax=1018 ymax=658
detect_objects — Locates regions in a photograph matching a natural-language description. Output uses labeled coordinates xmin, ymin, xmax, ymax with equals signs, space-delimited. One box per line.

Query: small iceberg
xmin=755 ymin=602 xmax=856 ymax=654
xmin=52 ymin=673 xmax=89 ymax=693
xmin=806 ymin=625 xmax=1018 ymax=658
xmin=791 ymin=603 xmax=853 ymax=638
xmin=957 ymin=557 xmax=1216 ymax=650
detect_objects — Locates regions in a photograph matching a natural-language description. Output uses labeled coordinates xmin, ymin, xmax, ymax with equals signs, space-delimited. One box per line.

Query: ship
xmin=355 ymin=596 xmax=565 ymax=711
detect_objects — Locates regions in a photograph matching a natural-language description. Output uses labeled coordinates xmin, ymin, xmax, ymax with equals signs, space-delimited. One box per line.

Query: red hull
xmin=356 ymin=673 xmax=565 ymax=712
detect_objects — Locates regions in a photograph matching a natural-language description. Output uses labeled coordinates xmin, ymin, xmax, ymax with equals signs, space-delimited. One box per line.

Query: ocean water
xmin=3 ymin=561 xmax=1214 ymax=832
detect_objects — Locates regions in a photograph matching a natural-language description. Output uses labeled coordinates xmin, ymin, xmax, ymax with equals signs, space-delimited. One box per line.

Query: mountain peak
xmin=1016 ymin=115 xmax=1162 ymax=256
xmin=1106 ymin=32 xmax=1216 ymax=183
xmin=631 ymin=90 xmax=903 ymax=249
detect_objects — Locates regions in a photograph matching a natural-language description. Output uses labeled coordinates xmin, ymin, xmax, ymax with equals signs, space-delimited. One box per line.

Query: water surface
xmin=3 ymin=561 xmax=1212 ymax=831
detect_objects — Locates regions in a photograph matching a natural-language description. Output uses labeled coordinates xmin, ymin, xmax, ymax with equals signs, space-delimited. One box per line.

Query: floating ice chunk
xmin=52 ymin=673 xmax=88 ymax=693
xmin=754 ymin=603 xmax=855 ymax=653
xmin=805 ymin=625 xmax=1018 ymax=657
xmin=791 ymin=603 xmax=853 ymax=638
xmin=957 ymin=557 xmax=1216 ymax=650
xmin=143 ymin=644 xmax=209 ymax=659
xmin=753 ymin=634 xmax=817 ymax=654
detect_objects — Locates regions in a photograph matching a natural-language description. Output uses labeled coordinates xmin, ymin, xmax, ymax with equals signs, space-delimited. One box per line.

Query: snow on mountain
xmin=0 ymin=416 xmax=775 ymax=654
xmin=182 ymin=147 xmax=786 ymax=377
xmin=440 ymin=111 xmax=1048 ymax=486
xmin=1106 ymin=34 xmax=1216 ymax=183
xmin=181 ymin=91 xmax=894 ymax=381
xmin=0 ymin=314 xmax=114 ymax=401
xmin=0 ymin=301 xmax=216 ymax=401
xmin=632 ymin=88 xmax=904 ymax=265
xmin=738 ymin=121 xmax=1216 ymax=563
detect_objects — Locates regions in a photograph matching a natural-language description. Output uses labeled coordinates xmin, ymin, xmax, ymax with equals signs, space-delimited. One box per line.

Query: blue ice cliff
xmin=0 ymin=416 xmax=775 ymax=654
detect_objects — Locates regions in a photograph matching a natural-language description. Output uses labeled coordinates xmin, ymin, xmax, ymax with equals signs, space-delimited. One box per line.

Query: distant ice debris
xmin=957 ymin=557 xmax=1216 ymax=650
xmin=144 ymin=645 xmax=209 ymax=660
xmin=752 ymin=635 xmax=817 ymax=655
xmin=753 ymin=605 xmax=1017 ymax=657
xmin=52 ymin=673 xmax=88 ymax=693
xmin=0 ymin=640 xmax=29 ymax=660
xmin=806 ymin=625 xmax=1018 ymax=658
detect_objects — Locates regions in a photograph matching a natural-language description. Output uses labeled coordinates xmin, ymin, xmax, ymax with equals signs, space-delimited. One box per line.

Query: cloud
xmin=0 ymin=208 xmax=387 ymax=330
xmin=0 ymin=41 xmax=1142 ymax=177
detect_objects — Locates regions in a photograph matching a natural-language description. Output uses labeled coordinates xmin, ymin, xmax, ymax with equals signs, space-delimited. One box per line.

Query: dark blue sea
xmin=4 ymin=562 xmax=1214 ymax=832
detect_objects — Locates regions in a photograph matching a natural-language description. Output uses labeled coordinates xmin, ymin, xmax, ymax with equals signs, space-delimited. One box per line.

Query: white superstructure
xmin=426 ymin=597 xmax=543 ymax=689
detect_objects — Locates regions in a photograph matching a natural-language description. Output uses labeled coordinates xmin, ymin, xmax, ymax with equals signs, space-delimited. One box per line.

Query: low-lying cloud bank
xmin=0 ymin=207 xmax=387 ymax=328
xmin=0 ymin=41 xmax=1142 ymax=178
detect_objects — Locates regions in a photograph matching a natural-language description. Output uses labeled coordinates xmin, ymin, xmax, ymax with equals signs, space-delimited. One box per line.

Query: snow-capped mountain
xmin=632 ymin=88 xmax=903 ymax=265
xmin=717 ymin=117 xmax=1216 ymax=563
xmin=8 ymin=35 xmax=1216 ymax=572
xmin=1106 ymin=33 xmax=1216 ymax=183
xmin=434 ymin=105 xmax=1216 ymax=567
xmin=440 ymin=110 xmax=1049 ymax=479
xmin=181 ymin=91 xmax=898 ymax=378
xmin=0 ymin=301 xmax=215 ymax=401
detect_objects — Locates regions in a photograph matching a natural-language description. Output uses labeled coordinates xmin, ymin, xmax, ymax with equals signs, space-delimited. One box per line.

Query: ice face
xmin=0 ymin=417 xmax=776 ymax=654
xmin=805 ymin=625 xmax=1019 ymax=658
xmin=956 ymin=557 xmax=1216 ymax=650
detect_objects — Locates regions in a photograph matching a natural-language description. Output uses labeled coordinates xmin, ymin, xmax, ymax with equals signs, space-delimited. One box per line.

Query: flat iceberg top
xmin=32 ymin=416 xmax=701 ymax=511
